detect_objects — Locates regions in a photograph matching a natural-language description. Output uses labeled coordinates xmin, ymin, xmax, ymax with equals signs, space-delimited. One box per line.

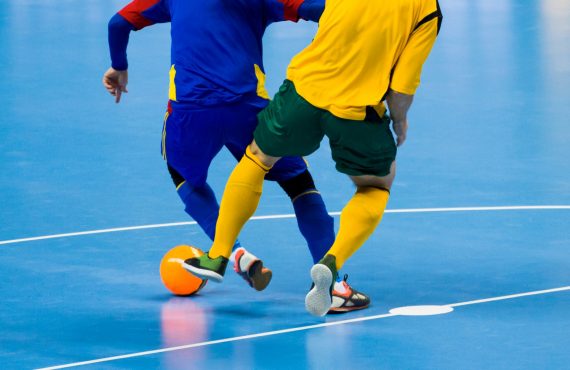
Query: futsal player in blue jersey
xmin=103 ymin=0 xmax=370 ymax=313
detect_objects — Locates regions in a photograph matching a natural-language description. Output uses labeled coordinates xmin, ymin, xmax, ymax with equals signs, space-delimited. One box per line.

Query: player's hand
xmin=392 ymin=118 xmax=408 ymax=147
xmin=102 ymin=67 xmax=129 ymax=103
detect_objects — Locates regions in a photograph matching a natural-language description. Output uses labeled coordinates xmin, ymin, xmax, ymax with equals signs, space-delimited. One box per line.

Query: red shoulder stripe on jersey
xmin=118 ymin=0 xmax=161 ymax=30
xmin=279 ymin=0 xmax=304 ymax=22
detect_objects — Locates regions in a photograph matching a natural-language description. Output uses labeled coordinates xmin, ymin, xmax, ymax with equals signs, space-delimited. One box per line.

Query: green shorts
xmin=254 ymin=80 xmax=397 ymax=177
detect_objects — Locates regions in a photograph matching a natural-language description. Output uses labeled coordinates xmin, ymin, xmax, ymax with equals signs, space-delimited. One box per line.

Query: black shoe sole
xmin=328 ymin=303 xmax=370 ymax=314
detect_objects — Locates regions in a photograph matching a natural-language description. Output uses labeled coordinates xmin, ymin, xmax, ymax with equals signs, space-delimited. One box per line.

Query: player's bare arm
xmin=386 ymin=89 xmax=414 ymax=146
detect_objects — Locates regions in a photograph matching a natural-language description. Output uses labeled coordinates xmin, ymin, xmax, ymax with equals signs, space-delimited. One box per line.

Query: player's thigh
xmin=254 ymin=80 xmax=324 ymax=157
xmin=323 ymin=112 xmax=397 ymax=177
xmin=163 ymin=108 xmax=224 ymax=187
xmin=223 ymin=102 xmax=263 ymax=161
xmin=221 ymin=105 xmax=309 ymax=182
xmin=350 ymin=161 xmax=397 ymax=190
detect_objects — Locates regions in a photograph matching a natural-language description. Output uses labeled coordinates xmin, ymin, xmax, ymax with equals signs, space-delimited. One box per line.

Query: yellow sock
xmin=208 ymin=146 xmax=271 ymax=259
xmin=327 ymin=187 xmax=390 ymax=270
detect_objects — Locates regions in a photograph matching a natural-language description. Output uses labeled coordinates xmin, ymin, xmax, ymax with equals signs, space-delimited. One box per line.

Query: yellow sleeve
xmin=390 ymin=18 xmax=439 ymax=95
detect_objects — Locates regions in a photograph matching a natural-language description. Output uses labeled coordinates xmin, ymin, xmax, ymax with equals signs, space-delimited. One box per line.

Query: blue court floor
xmin=1 ymin=1 xmax=569 ymax=369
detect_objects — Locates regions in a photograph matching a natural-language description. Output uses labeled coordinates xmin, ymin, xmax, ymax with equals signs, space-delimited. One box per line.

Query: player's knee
xmin=167 ymin=164 xmax=207 ymax=190
xmin=350 ymin=161 xmax=396 ymax=190
xmin=249 ymin=141 xmax=279 ymax=167
xmin=278 ymin=170 xmax=318 ymax=200
xmin=167 ymin=164 xmax=186 ymax=188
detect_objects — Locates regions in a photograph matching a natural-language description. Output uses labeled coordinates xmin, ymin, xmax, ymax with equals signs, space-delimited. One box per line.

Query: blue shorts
xmin=161 ymin=100 xmax=308 ymax=187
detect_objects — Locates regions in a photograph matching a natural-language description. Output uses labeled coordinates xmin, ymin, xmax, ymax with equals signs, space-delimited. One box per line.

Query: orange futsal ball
xmin=160 ymin=245 xmax=207 ymax=296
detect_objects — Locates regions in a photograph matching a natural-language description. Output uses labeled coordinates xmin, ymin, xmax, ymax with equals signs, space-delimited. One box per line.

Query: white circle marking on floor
xmin=389 ymin=305 xmax=454 ymax=316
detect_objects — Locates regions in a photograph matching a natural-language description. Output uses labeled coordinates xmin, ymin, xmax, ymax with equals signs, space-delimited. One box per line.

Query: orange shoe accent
xmin=328 ymin=275 xmax=371 ymax=314
xmin=233 ymin=248 xmax=272 ymax=291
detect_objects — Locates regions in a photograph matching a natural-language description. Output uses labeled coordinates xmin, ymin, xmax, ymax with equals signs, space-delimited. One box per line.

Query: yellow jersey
xmin=286 ymin=0 xmax=442 ymax=120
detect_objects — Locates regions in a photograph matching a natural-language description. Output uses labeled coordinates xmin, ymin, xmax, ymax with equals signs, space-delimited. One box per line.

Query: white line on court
xmin=448 ymin=286 xmax=570 ymax=307
xmin=2 ymin=205 xmax=569 ymax=246
xmin=36 ymin=285 xmax=570 ymax=370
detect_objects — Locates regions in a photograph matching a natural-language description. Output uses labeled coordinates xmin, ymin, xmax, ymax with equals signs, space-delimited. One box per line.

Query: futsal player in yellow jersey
xmin=184 ymin=0 xmax=443 ymax=316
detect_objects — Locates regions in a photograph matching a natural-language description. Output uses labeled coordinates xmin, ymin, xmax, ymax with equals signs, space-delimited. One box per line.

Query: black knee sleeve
xmin=278 ymin=170 xmax=317 ymax=200
xmin=167 ymin=164 xmax=186 ymax=188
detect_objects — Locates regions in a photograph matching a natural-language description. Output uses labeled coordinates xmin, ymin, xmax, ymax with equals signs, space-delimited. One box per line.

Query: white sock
xmin=229 ymin=247 xmax=245 ymax=264
xmin=333 ymin=280 xmax=348 ymax=294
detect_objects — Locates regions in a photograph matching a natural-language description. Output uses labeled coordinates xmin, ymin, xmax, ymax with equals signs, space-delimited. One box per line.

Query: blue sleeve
xmin=118 ymin=0 xmax=170 ymax=30
xmin=108 ymin=13 xmax=135 ymax=71
xmin=108 ymin=0 xmax=171 ymax=70
xmin=298 ymin=0 xmax=324 ymax=22
xmin=139 ymin=1 xmax=171 ymax=27
xmin=264 ymin=0 xmax=323 ymax=24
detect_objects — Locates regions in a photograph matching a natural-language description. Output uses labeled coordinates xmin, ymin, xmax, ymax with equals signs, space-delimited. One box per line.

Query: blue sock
xmin=292 ymin=192 xmax=335 ymax=265
xmin=176 ymin=181 xmax=241 ymax=251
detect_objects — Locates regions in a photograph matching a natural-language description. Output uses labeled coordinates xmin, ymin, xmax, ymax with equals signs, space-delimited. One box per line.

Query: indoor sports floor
xmin=1 ymin=1 xmax=569 ymax=369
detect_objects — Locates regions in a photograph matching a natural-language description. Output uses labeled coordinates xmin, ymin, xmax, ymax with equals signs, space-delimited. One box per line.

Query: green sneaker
xmin=183 ymin=253 xmax=228 ymax=283
xmin=305 ymin=254 xmax=338 ymax=317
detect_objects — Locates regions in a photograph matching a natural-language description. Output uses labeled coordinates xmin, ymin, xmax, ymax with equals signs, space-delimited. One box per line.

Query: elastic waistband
xmin=168 ymin=94 xmax=268 ymax=112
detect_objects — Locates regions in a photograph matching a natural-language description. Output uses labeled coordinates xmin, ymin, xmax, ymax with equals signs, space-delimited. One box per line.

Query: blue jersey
xmin=109 ymin=0 xmax=323 ymax=107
